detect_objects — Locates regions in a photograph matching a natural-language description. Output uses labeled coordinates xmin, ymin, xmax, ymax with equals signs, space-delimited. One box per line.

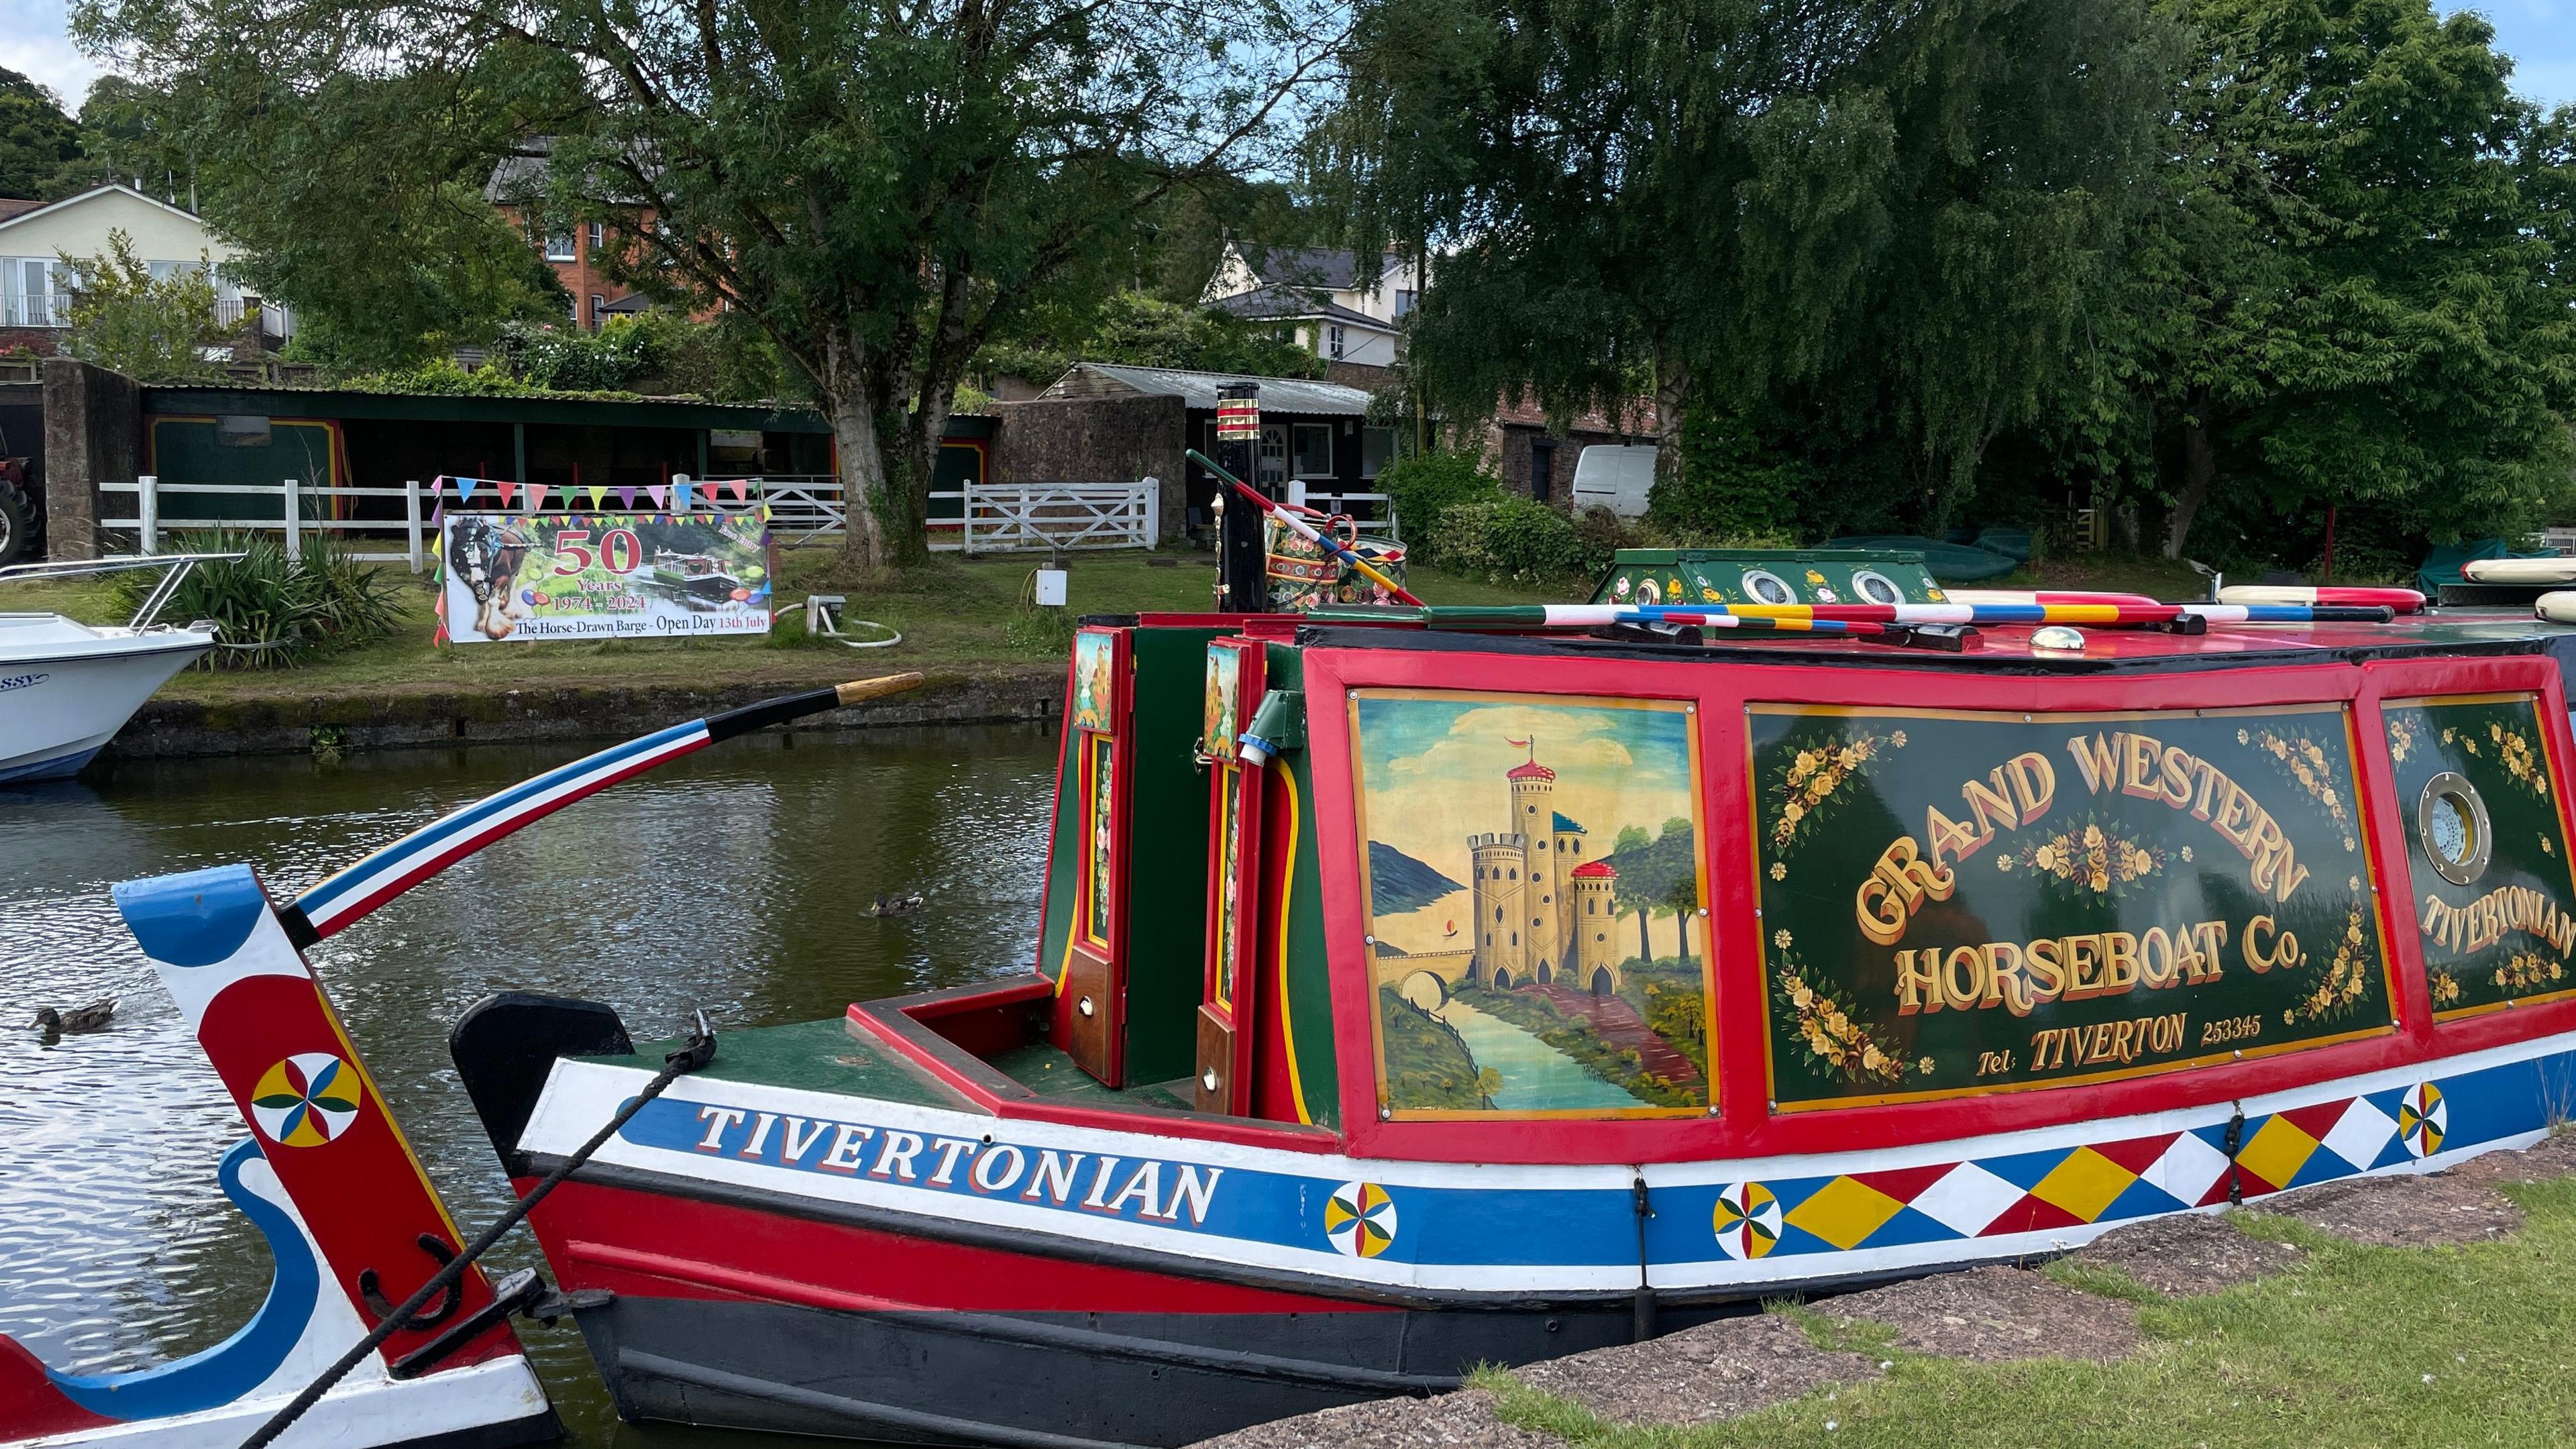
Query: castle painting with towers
xmin=1351 ymin=692 xmax=1711 ymax=1115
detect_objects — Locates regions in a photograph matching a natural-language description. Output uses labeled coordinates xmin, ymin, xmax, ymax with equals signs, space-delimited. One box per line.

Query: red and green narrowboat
xmin=433 ymin=548 xmax=2576 ymax=1447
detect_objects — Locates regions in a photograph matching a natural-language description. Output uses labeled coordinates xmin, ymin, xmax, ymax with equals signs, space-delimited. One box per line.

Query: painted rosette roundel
xmin=1748 ymin=704 xmax=2395 ymax=1110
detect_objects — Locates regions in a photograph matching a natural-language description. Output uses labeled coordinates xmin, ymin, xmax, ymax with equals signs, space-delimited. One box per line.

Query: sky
xmin=3 ymin=0 xmax=2572 ymax=114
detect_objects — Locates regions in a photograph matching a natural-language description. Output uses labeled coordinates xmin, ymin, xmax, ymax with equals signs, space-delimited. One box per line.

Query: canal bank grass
xmin=1472 ymin=1177 xmax=2576 ymax=1447
xmin=0 ymin=548 xmax=1555 ymax=706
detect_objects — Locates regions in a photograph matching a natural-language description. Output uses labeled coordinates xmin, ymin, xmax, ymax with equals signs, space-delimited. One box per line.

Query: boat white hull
xmin=0 ymin=623 xmax=212 ymax=782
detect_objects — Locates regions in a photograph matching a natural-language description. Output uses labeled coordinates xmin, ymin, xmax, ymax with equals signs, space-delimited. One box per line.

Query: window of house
xmin=591 ymin=294 xmax=606 ymax=329
xmin=588 ymin=222 xmax=604 ymax=250
xmin=1327 ymin=323 xmax=1346 ymax=360
xmin=545 ymin=231 xmax=576 ymax=262
xmin=1394 ymin=289 xmax=1416 ymax=318
xmin=1292 ymin=423 xmax=1334 ymax=480
xmin=1361 ymin=427 xmax=1399 ymax=480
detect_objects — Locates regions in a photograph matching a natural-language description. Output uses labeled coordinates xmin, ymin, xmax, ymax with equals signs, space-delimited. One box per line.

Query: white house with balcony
xmin=1201 ymin=244 xmax=1424 ymax=370
xmin=0 ymin=184 xmax=290 ymax=345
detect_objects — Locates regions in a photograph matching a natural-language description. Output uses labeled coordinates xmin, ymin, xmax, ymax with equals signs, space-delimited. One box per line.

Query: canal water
xmin=0 ymin=724 xmax=1061 ymax=1446
xmin=1436 ymin=1002 xmax=1640 ymax=1112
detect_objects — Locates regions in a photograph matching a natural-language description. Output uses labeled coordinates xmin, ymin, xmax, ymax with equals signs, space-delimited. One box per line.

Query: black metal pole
xmin=1216 ymin=382 xmax=1267 ymax=612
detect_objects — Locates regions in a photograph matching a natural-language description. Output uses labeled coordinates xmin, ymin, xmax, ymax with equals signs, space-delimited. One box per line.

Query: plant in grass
xmin=117 ymin=533 xmax=404 ymax=669
xmin=1373 ymin=450 xmax=1501 ymax=557
xmin=1427 ymin=496 xmax=1589 ymax=588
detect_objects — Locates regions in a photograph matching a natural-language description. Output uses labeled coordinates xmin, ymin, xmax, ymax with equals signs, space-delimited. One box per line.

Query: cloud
xmin=0 ymin=0 xmax=115 ymax=110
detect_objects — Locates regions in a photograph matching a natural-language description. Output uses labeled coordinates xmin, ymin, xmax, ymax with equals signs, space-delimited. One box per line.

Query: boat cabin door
xmin=1060 ymin=625 xmax=1131 ymax=1084
xmin=1195 ymin=639 xmax=1264 ymax=1115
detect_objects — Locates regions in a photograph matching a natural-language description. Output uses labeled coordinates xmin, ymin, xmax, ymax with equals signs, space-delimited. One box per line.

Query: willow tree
xmin=80 ymin=0 xmax=1342 ymax=566
xmin=1313 ymin=0 xmax=2177 ymax=500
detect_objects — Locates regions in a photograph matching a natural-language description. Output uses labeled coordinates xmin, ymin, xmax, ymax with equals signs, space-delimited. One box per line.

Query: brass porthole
xmin=1741 ymin=568 xmax=1796 ymax=604
xmin=2416 ymin=771 xmax=2491 ymax=887
xmin=1851 ymin=569 xmax=1905 ymax=606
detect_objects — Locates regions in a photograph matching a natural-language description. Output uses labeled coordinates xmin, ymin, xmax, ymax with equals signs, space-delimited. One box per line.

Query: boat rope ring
xmin=2417 ymin=771 xmax=2491 ymax=886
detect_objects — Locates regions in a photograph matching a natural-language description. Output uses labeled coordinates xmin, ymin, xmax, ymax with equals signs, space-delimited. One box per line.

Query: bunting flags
xmin=647 ymin=485 xmax=667 ymax=510
xmin=496 ymin=480 xmax=519 ymax=508
xmin=458 ymin=476 xmax=478 ymax=503
xmin=588 ymin=485 xmax=607 ymax=508
xmin=528 ymin=482 xmax=549 ymax=512
xmin=618 ymin=487 xmax=637 ymax=509
xmin=673 ymin=480 xmax=693 ymax=513
xmin=727 ymin=478 xmax=748 ymax=503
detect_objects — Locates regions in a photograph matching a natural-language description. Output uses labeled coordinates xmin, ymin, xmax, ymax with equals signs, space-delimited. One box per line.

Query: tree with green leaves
xmin=80 ymin=0 xmax=1346 ymax=567
xmin=0 ymin=67 xmax=83 ymax=199
xmin=58 ymin=65 xmax=574 ymax=372
xmin=1314 ymin=0 xmax=2178 ymax=502
xmin=56 ymin=229 xmax=225 ymax=380
xmin=2130 ymin=0 xmax=2576 ymax=560
xmin=975 ymin=290 xmax=1325 ymax=390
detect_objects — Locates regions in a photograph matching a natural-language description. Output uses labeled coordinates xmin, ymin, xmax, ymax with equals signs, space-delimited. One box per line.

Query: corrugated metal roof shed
xmin=1042 ymin=362 xmax=1374 ymax=416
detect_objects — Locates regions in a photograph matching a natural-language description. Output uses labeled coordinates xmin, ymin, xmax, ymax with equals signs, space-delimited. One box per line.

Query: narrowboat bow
xmin=443 ymin=548 xmax=2576 ymax=1448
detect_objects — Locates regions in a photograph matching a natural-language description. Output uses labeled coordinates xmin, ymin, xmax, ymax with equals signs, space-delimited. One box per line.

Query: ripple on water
xmin=0 ymin=723 xmax=1058 ymax=1438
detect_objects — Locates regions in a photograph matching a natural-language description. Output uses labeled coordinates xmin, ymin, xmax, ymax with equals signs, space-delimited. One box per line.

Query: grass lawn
xmin=1474 ymin=1179 xmax=2576 ymax=1446
xmin=0 ymin=546 xmax=1560 ymax=705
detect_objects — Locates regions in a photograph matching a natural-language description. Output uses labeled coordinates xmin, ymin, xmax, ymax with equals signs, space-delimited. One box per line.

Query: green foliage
xmin=2125 ymin=0 xmax=2576 ymax=560
xmin=976 ymin=291 xmax=1324 ymax=388
xmin=1428 ymin=496 xmax=1594 ymax=587
xmin=1653 ymin=403 xmax=1813 ymax=541
xmin=114 ymin=533 xmax=403 ymax=669
xmin=1318 ymin=0 xmax=2179 ymax=506
xmin=0 ymin=66 xmax=82 ymax=200
xmin=1373 ymin=450 xmax=1502 ymax=552
xmin=74 ymin=0 xmax=1344 ymax=568
xmin=1375 ymin=987 xmax=1488 ymax=1109
xmin=55 ymin=231 xmax=227 ymax=381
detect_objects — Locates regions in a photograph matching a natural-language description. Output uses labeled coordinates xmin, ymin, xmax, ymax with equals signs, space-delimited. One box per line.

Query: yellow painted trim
xmin=1272 ymin=757 xmax=1311 ymax=1126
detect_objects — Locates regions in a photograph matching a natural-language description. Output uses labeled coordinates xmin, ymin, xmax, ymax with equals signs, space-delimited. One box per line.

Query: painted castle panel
xmin=1350 ymin=690 xmax=1711 ymax=1116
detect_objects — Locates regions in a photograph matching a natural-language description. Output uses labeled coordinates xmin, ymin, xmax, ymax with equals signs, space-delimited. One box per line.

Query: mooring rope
xmin=238 ymin=1016 xmax=718 ymax=1449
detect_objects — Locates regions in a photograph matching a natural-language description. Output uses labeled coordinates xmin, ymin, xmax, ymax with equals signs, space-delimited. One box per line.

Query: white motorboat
xmin=0 ymin=555 xmax=227 ymax=784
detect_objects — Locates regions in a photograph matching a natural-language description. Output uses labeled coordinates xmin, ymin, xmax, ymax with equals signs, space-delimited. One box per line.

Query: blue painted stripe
xmin=299 ymin=720 xmax=706 ymax=914
xmin=47 ymin=1140 xmax=319 ymax=1419
xmin=113 ymin=864 xmax=270 ymax=967
xmin=0 ymin=743 xmax=103 ymax=784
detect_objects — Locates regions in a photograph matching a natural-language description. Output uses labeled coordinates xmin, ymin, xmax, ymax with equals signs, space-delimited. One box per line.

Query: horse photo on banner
xmin=435 ymin=508 xmax=773 ymax=643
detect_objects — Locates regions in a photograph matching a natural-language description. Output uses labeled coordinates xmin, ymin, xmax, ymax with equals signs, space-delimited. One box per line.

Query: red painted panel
xmin=0 ymin=1336 xmax=113 ymax=1436
xmin=197 ymin=972 xmax=519 ymax=1370
xmin=521 ymin=1177 xmax=1383 ymax=1316
xmin=1293 ymin=645 xmax=2576 ymax=1167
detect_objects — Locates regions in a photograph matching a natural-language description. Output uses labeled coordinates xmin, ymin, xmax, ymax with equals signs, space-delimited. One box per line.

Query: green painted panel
xmin=1589 ymin=549 xmax=1947 ymax=608
xmin=2383 ymin=695 xmax=2576 ymax=1016
xmin=148 ymin=417 xmax=336 ymax=522
xmin=1267 ymin=645 xmax=1341 ymax=1130
xmin=596 ymin=1018 xmax=967 ymax=1109
xmin=1119 ymin=627 xmax=1224 ymax=1085
xmin=1750 ymin=704 xmax=2393 ymax=1110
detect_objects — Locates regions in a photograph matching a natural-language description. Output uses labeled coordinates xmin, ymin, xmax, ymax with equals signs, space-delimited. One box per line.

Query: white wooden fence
xmin=98 ymin=474 xmax=1167 ymax=566
xmin=709 ymin=475 xmax=1163 ymax=553
xmin=1292 ymin=488 xmax=1401 ymax=541
xmin=100 ymin=476 xmax=433 ymax=570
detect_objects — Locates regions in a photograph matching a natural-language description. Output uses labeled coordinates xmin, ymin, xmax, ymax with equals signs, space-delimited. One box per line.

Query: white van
xmin=1570 ymin=444 xmax=1658 ymax=519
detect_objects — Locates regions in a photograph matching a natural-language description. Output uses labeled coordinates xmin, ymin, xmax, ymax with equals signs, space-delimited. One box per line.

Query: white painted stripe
xmin=516 ymin=1029 xmax=2576 ymax=1299
xmin=303 ymin=731 xmax=706 ymax=931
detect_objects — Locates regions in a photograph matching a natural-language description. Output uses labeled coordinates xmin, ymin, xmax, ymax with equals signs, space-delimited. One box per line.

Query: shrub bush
xmin=118 ymin=532 xmax=406 ymax=669
xmin=1430 ymin=496 xmax=1593 ymax=588
xmin=1376 ymin=450 xmax=1501 ymax=556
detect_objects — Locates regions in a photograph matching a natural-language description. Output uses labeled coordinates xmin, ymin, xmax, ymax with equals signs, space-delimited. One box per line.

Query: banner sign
xmin=1749 ymin=703 xmax=2394 ymax=1110
xmin=437 ymin=509 xmax=772 ymax=644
